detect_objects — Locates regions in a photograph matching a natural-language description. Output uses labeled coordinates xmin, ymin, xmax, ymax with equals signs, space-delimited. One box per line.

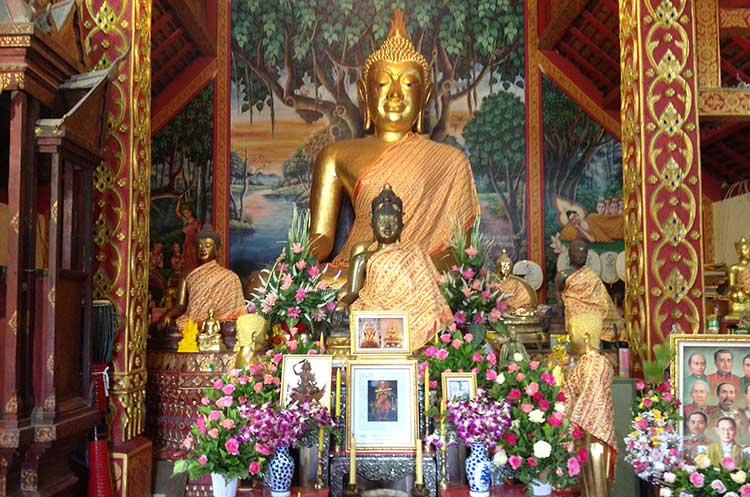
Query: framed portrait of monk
xmin=442 ymin=372 xmax=477 ymax=402
xmin=280 ymin=355 xmax=333 ymax=410
xmin=350 ymin=311 xmax=410 ymax=356
xmin=670 ymin=334 xmax=750 ymax=458
xmin=346 ymin=359 xmax=418 ymax=453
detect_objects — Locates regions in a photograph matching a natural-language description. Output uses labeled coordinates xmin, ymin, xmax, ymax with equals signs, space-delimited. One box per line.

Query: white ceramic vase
xmin=211 ymin=473 xmax=239 ymax=497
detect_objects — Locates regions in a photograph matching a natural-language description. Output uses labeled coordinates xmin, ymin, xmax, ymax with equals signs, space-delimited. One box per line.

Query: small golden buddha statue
xmin=337 ymin=184 xmax=452 ymax=351
xmin=496 ymin=249 xmax=538 ymax=316
xmin=155 ymin=225 xmax=246 ymax=331
xmin=234 ymin=313 xmax=267 ymax=368
xmin=198 ymin=308 xmax=223 ymax=351
xmin=309 ymin=9 xmax=479 ymax=272
xmin=728 ymin=236 xmax=750 ymax=320
xmin=564 ymin=313 xmax=616 ymax=497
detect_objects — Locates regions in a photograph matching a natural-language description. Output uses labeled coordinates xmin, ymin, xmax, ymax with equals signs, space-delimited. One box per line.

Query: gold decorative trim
xmin=151 ymin=59 xmax=216 ymax=133
xmin=9 ymin=213 xmax=18 ymax=234
xmin=4 ymin=395 xmax=17 ymax=415
xmin=696 ymin=0 xmax=720 ymax=88
xmin=214 ymin=0 xmax=229 ymax=263
xmin=0 ymin=35 xmax=31 ymax=47
xmin=20 ymin=468 xmax=36 ymax=492
xmin=698 ymin=88 xmax=750 ymax=118
xmin=719 ymin=7 xmax=750 ymax=30
xmin=7 ymin=311 xmax=17 ymax=335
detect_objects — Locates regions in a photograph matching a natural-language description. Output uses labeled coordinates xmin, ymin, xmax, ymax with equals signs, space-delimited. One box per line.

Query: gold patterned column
xmin=619 ymin=0 xmax=705 ymax=368
xmin=81 ymin=0 xmax=152 ymax=495
xmin=696 ymin=0 xmax=720 ymax=88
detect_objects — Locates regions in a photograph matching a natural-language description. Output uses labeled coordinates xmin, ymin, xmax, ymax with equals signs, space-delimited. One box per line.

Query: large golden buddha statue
xmin=728 ymin=236 xmax=750 ymax=320
xmin=337 ymin=185 xmax=453 ymax=351
xmin=156 ymin=225 xmax=246 ymax=331
xmin=564 ymin=313 xmax=616 ymax=497
xmin=309 ymin=10 xmax=479 ymax=271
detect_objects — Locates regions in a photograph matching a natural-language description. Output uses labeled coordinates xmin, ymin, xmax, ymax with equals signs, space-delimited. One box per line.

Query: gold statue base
xmin=327 ymin=336 xmax=351 ymax=362
xmin=502 ymin=315 xmax=546 ymax=347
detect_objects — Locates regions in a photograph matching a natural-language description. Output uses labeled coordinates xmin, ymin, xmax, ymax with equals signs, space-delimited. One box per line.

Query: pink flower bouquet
xmin=661 ymin=456 xmax=750 ymax=497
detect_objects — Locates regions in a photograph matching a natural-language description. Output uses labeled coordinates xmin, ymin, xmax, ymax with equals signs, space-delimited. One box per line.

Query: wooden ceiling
xmin=151 ymin=0 xmax=214 ymax=99
xmin=539 ymin=0 xmax=750 ymax=185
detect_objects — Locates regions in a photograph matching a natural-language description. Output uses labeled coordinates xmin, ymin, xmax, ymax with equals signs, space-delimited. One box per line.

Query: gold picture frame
xmin=441 ymin=372 xmax=478 ymax=402
xmin=280 ymin=354 xmax=333 ymax=410
xmin=670 ymin=334 xmax=750 ymax=445
xmin=345 ymin=359 xmax=418 ymax=453
xmin=350 ymin=310 xmax=411 ymax=356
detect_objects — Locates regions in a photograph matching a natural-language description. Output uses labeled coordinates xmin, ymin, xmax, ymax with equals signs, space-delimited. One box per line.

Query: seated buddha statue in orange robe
xmin=337 ymin=185 xmax=453 ymax=352
xmin=496 ymin=248 xmax=537 ymax=316
xmin=308 ymin=9 xmax=479 ymax=272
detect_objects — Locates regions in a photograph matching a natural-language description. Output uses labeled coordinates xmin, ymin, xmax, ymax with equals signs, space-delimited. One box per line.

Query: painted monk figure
xmin=309 ymin=9 xmax=479 ymax=271
xmin=728 ymin=236 xmax=750 ymax=319
xmin=337 ymin=185 xmax=453 ymax=351
xmin=555 ymin=240 xmax=619 ymax=341
xmin=156 ymin=225 xmax=246 ymax=331
xmin=564 ymin=313 xmax=617 ymax=497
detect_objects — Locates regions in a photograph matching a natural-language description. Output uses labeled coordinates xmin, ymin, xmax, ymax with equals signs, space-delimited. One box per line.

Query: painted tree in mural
xmin=152 ymin=84 xmax=214 ymax=222
xmin=463 ymin=91 xmax=526 ymax=256
xmin=542 ymin=78 xmax=606 ymax=211
xmin=230 ymin=0 xmax=524 ymax=141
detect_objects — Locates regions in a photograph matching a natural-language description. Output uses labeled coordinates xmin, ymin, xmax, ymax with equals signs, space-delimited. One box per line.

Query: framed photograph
xmin=670 ymin=334 xmax=750 ymax=459
xmin=442 ymin=372 xmax=477 ymax=402
xmin=280 ymin=354 xmax=333 ymax=410
xmin=346 ymin=359 xmax=418 ymax=453
xmin=350 ymin=311 xmax=410 ymax=356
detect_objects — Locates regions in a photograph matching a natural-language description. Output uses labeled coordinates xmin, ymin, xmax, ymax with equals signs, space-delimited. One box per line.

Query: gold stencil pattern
xmin=695 ymin=0 xmax=720 ymax=87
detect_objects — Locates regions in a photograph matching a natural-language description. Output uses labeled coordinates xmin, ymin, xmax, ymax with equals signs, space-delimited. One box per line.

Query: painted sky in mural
xmin=228 ymin=0 xmax=527 ymax=277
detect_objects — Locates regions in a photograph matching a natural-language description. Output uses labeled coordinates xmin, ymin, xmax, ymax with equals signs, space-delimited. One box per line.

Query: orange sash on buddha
xmin=351 ymin=245 xmax=453 ymax=351
xmin=498 ymin=277 xmax=533 ymax=313
xmin=562 ymin=266 xmax=619 ymax=340
xmin=176 ymin=260 xmax=246 ymax=329
xmin=332 ymin=133 xmax=480 ymax=267
xmin=738 ymin=265 xmax=750 ymax=293
xmin=564 ymin=352 xmax=618 ymax=479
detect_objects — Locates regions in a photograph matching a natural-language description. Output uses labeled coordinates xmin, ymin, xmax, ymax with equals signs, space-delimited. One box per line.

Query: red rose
xmin=504 ymin=433 xmax=517 ymax=445
xmin=556 ymin=391 xmax=566 ymax=402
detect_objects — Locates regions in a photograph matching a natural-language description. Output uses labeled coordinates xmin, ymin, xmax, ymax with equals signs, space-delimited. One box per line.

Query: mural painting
xmin=149 ymin=83 xmax=215 ymax=306
xmin=228 ymin=0 xmax=527 ymax=278
xmin=542 ymin=77 xmax=624 ymax=309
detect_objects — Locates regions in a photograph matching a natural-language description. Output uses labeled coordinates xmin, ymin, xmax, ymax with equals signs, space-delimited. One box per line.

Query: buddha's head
xmin=371 ymin=184 xmax=404 ymax=244
xmin=737 ymin=237 xmax=750 ymax=260
xmin=359 ymin=9 xmax=432 ymax=136
xmin=568 ymin=239 xmax=588 ymax=269
xmin=497 ymin=248 xmax=513 ymax=278
xmin=236 ymin=313 xmax=268 ymax=350
xmin=194 ymin=224 xmax=221 ymax=264
xmin=568 ymin=313 xmax=603 ymax=356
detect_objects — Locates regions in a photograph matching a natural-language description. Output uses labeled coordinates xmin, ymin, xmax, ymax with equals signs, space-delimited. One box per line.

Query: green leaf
xmin=173 ymin=459 xmax=187 ymax=475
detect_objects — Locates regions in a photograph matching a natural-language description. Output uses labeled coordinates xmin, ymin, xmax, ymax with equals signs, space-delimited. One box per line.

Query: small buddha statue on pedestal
xmin=564 ymin=313 xmax=617 ymax=497
xmin=728 ymin=237 xmax=750 ymax=320
xmin=337 ymin=185 xmax=453 ymax=351
xmin=198 ymin=309 xmax=223 ymax=351
xmin=495 ymin=249 xmax=544 ymax=346
xmin=234 ymin=313 xmax=267 ymax=368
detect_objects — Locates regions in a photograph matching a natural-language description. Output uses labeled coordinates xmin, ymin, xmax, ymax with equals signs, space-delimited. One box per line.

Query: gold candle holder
xmin=314 ymin=427 xmax=325 ymax=490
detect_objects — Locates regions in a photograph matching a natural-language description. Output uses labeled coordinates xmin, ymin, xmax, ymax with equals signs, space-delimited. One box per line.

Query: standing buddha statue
xmin=564 ymin=313 xmax=617 ymax=497
xmin=728 ymin=237 xmax=750 ymax=320
xmin=309 ymin=9 xmax=479 ymax=271
xmin=337 ymin=185 xmax=453 ymax=351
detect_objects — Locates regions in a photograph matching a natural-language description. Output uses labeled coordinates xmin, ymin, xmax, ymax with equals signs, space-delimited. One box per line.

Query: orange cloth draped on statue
xmin=737 ymin=265 xmax=750 ymax=293
xmin=175 ymin=260 xmax=246 ymax=329
xmin=564 ymin=352 xmax=618 ymax=479
xmin=331 ymin=133 xmax=480 ymax=268
xmin=498 ymin=277 xmax=534 ymax=313
xmin=562 ymin=266 xmax=619 ymax=341
xmin=350 ymin=245 xmax=453 ymax=351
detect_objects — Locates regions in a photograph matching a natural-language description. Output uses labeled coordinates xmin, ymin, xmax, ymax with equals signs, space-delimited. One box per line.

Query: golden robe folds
xmin=561 ymin=266 xmax=619 ymax=341
xmin=175 ymin=260 xmax=246 ymax=329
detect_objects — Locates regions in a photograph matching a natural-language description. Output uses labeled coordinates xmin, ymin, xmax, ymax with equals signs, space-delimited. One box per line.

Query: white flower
xmin=495 ymin=373 xmax=506 ymax=385
xmin=695 ymin=453 xmax=711 ymax=469
xmin=659 ymin=488 xmax=672 ymax=497
xmin=493 ymin=450 xmax=507 ymax=466
xmin=533 ymin=440 xmax=552 ymax=459
xmin=554 ymin=401 xmax=566 ymax=413
xmin=662 ymin=472 xmax=675 ymax=484
xmin=511 ymin=419 xmax=520 ymax=430
xmin=731 ymin=470 xmax=747 ymax=484
xmin=513 ymin=353 xmax=523 ymax=362
xmin=528 ymin=409 xmax=545 ymax=423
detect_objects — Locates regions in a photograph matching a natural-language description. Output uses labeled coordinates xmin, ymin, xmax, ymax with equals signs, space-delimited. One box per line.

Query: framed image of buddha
xmin=442 ymin=372 xmax=477 ymax=402
xmin=346 ymin=359 xmax=418 ymax=453
xmin=280 ymin=355 xmax=333 ymax=410
xmin=671 ymin=334 xmax=750 ymax=462
xmin=350 ymin=311 xmax=410 ymax=356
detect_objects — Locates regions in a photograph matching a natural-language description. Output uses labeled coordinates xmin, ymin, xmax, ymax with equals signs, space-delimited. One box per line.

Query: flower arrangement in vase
xmin=248 ymin=207 xmax=338 ymax=353
xmin=623 ymin=380 xmax=681 ymax=483
xmin=659 ymin=454 xmax=750 ymax=497
xmin=489 ymin=353 xmax=584 ymax=490
xmin=438 ymin=219 xmax=507 ymax=338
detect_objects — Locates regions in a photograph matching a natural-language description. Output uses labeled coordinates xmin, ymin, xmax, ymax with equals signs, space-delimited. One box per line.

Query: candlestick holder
xmin=411 ymin=483 xmax=429 ymax=497
xmin=439 ymin=448 xmax=448 ymax=490
xmin=343 ymin=483 xmax=359 ymax=497
xmin=314 ymin=445 xmax=325 ymax=489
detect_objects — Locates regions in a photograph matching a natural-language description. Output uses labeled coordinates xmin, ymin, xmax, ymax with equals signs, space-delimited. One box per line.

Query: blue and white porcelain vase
xmin=269 ymin=445 xmax=295 ymax=497
xmin=210 ymin=473 xmax=238 ymax=497
xmin=465 ymin=442 xmax=491 ymax=497
xmin=529 ymin=478 xmax=552 ymax=497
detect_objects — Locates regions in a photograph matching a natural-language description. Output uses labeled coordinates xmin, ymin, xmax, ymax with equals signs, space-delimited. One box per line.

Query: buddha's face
xmin=738 ymin=240 xmax=750 ymax=260
xmin=569 ymin=331 xmax=597 ymax=356
xmin=569 ymin=241 xmax=588 ymax=267
xmin=196 ymin=237 xmax=218 ymax=263
xmin=499 ymin=260 xmax=512 ymax=277
xmin=372 ymin=210 xmax=402 ymax=244
xmin=360 ymin=60 xmax=430 ymax=135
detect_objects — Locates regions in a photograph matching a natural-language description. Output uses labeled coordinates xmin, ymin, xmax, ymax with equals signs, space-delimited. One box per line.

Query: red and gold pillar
xmin=619 ymin=0 xmax=705 ymax=366
xmin=81 ymin=1 xmax=152 ymax=495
